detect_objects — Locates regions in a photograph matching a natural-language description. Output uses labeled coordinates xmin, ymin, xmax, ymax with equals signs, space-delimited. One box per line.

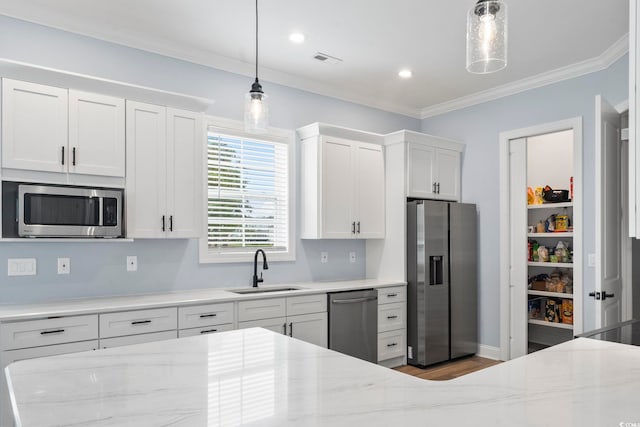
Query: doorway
xmin=499 ymin=118 xmax=583 ymax=361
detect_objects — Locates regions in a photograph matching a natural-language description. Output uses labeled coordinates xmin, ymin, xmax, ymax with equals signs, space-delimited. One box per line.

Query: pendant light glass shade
xmin=244 ymin=78 xmax=269 ymax=133
xmin=466 ymin=0 xmax=507 ymax=74
xmin=244 ymin=0 xmax=269 ymax=133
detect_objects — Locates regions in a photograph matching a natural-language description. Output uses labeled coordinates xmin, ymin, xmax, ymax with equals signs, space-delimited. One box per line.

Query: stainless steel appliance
xmin=328 ymin=289 xmax=378 ymax=363
xmin=407 ymin=200 xmax=477 ymax=367
xmin=2 ymin=182 xmax=123 ymax=238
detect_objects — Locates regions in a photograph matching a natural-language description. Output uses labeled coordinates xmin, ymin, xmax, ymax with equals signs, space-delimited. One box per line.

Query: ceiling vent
xmin=313 ymin=52 xmax=343 ymax=65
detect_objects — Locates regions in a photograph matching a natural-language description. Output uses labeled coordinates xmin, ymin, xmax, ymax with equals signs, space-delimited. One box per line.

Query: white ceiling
xmin=0 ymin=0 xmax=630 ymax=118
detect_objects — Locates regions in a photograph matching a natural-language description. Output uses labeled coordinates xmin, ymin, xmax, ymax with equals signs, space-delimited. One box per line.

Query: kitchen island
xmin=5 ymin=328 xmax=640 ymax=426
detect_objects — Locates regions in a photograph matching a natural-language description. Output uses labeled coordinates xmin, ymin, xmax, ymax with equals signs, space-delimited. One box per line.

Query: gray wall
xmin=421 ymin=55 xmax=629 ymax=347
xmin=0 ymin=16 xmax=420 ymax=304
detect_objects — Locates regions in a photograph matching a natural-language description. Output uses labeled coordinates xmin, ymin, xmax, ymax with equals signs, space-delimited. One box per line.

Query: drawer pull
xmin=199 ymin=314 xmax=217 ymax=318
xmin=40 ymin=329 xmax=65 ymax=335
xmin=387 ymin=315 xmax=398 ymax=319
xmin=200 ymin=329 xmax=218 ymax=334
xmin=386 ymin=293 xmax=398 ymax=297
xmin=386 ymin=343 xmax=398 ymax=347
xmin=131 ymin=320 xmax=152 ymax=325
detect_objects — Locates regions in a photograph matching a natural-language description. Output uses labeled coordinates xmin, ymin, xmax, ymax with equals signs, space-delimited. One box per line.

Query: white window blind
xmin=206 ymin=131 xmax=289 ymax=254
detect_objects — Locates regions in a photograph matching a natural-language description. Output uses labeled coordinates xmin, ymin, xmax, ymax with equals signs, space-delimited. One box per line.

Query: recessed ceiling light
xmin=289 ymin=32 xmax=305 ymax=44
xmin=398 ymin=69 xmax=413 ymax=79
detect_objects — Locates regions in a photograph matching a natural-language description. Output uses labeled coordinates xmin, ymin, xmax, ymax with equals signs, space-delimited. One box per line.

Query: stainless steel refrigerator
xmin=406 ymin=200 xmax=478 ymax=367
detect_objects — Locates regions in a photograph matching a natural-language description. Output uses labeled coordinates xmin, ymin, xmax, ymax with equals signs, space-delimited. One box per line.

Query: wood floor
xmin=394 ymin=356 xmax=502 ymax=381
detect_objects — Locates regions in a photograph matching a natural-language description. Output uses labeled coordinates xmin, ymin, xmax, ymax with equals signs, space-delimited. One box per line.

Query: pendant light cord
xmin=255 ymin=0 xmax=259 ymax=80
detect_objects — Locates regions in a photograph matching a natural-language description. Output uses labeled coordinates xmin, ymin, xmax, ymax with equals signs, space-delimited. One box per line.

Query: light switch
xmin=57 ymin=258 xmax=70 ymax=274
xmin=8 ymin=258 xmax=37 ymax=276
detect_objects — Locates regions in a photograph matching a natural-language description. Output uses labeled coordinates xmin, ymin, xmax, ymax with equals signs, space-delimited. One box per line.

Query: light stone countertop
xmin=5 ymin=329 xmax=640 ymax=427
xmin=0 ymin=279 xmax=404 ymax=321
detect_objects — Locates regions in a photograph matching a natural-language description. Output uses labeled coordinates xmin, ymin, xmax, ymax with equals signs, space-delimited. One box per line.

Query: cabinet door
xmin=68 ymin=90 xmax=125 ymax=177
xmin=289 ymin=312 xmax=327 ymax=348
xmin=99 ymin=330 xmax=177 ymax=349
xmin=435 ymin=148 xmax=461 ymax=201
xmin=354 ymin=142 xmax=385 ymax=238
xmin=407 ymin=143 xmax=436 ymax=198
xmin=166 ymin=108 xmax=203 ymax=238
xmin=126 ymin=101 xmax=167 ymax=238
xmin=238 ymin=317 xmax=287 ymax=335
xmin=321 ymin=137 xmax=354 ymax=238
xmin=1 ymin=79 xmax=68 ymax=173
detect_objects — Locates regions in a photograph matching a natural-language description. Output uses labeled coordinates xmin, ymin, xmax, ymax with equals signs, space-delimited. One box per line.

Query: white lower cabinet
xmin=99 ymin=307 xmax=178 ymax=339
xmin=377 ymin=286 xmax=407 ymax=367
xmin=0 ymin=314 xmax=100 ymax=427
xmin=237 ymin=294 xmax=328 ymax=347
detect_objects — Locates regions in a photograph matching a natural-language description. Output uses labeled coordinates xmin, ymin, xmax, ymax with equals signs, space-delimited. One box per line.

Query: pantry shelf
xmin=528 ymin=232 xmax=573 ymax=238
xmin=528 ymin=319 xmax=573 ymax=330
xmin=528 ymin=290 xmax=573 ymax=299
xmin=528 ymin=262 xmax=573 ymax=268
xmin=527 ymin=202 xmax=573 ymax=210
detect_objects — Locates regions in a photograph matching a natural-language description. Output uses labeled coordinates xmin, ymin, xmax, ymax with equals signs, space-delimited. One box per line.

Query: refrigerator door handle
xmin=430 ymin=256 xmax=443 ymax=285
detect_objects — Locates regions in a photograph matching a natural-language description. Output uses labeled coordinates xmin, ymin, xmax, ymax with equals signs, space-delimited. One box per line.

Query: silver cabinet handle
xmin=289 ymin=322 xmax=293 ymax=337
xmin=41 ymin=329 xmax=65 ymax=335
xmin=131 ymin=320 xmax=151 ymax=325
xmin=199 ymin=314 xmax=217 ymax=318
xmin=332 ymin=296 xmax=377 ymax=304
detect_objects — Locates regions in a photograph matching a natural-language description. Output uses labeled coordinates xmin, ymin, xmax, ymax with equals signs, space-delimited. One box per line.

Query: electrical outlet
xmin=349 ymin=252 xmax=356 ymax=263
xmin=8 ymin=258 xmax=36 ymax=276
xmin=320 ymin=252 xmax=328 ymax=264
xmin=127 ymin=256 xmax=138 ymax=272
xmin=57 ymin=258 xmax=70 ymax=274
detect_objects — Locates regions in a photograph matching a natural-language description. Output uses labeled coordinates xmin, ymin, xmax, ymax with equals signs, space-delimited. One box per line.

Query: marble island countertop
xmin=0 ymin=279 xmax=403 ymax=321
xmin=6 ymin=328 xmax=640 ymax=427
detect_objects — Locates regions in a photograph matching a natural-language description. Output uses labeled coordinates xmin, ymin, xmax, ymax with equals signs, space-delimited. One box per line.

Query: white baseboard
xmin=477 ymin=344 xmax=502 ymax=361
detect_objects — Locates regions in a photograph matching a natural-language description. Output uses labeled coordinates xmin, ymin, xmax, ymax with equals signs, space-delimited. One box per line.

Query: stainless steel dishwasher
xmin=328 ymin=289 xmax=378 ymax=363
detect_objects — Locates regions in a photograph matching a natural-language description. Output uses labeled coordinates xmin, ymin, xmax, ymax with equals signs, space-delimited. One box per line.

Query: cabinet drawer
xmin=178 ymin=323 xmax=234 ymax=338
xmin=238 ymin=317 xmax=287 ymax=334
xmin=378 ymin=329 xmax=406 ymax=362
xmin=99 ymin=307 xmax=177 ymax=339
xmin=99 ymin=330 xmax=177 ymax=349
xmin=378 ymin=302 xmax=406 ymax=333
xmin=286 ymin=294 xmax=327 ymax=316
xmin=378 ymin=286 xmax=406 ymax=304
xmin=238 ymin=298 xmax=286 ymax=322
xmin=0 ymin=315 xmax=98 ymax=350
xmin=178 ymin=302 xmax=234 ymax=329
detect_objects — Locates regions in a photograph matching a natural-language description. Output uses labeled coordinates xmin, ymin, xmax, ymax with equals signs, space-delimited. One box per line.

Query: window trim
xmin=199 ymin=116 xmax=296 ymax=264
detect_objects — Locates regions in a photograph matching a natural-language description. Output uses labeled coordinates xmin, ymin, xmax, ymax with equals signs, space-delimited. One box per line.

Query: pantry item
xmin=536 ymin=221 xmax=545 ymax=233
xmin=534 ymin=187 xmax=544 ymax=204
xmin=528 ymin=298 xmax=542 ymax=319
xmin=543 ymin=185 xmax=570 ymax=203
xmin=545 ymin=214 xmax=556 ymax=232
xmin=561 ymin=299 xmax=573 ymax=324
xmin=545 ymin=298 xmax=561 ymax=323
xmin=555 ymin=215 xmax=569 ymax=232
xmin=527 ymin=187 xmax=535 ymax=205
xmin=537 ymin=245 xmax=549 ymax=262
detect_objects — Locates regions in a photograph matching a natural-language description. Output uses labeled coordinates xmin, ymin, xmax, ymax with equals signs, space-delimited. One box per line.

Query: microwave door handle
xmin=98 ymin=197 xmax=104 ymax=226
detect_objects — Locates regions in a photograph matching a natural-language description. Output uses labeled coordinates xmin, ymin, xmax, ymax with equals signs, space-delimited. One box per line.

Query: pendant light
xmin=244 ymin=0 xmax=269 ymax=133
xmin=466 ymin=0 xmax=507 ymax=74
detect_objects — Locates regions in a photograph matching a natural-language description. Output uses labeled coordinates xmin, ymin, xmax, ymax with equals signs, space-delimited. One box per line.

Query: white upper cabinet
xmin=406 ymin=138 xmax=462 ymax=202
xmin=126 ymin=101 xmax=202 ymax=239
xmin=68 ymin=90 xmax=125 ymax=177
xmin=2 ymin=79 xmax=68 ymax=173
xmin=299 ymin=123 xmax=385 ymax=239
xmin=1 ymin=79 xmax=125 ymax=179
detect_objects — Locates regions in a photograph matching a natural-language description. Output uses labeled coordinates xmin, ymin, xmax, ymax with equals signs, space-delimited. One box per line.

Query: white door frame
xmin=499 ymin=117 xmax=583 ymax=361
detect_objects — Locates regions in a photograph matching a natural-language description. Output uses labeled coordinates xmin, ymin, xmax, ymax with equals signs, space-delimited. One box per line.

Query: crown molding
xmin=420 ymin=33 xmax=630 ymax=120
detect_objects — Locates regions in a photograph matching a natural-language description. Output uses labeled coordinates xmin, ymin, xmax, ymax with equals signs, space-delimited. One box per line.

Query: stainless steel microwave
xmin=2 ymin=182 xmax=123 ymax=238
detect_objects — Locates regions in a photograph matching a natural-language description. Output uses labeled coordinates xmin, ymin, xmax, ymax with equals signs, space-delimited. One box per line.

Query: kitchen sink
xmin=230 ymin=286 xmax=303 ymax=294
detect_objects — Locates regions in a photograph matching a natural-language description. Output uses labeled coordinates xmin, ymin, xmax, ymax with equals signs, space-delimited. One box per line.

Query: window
xmin=199 ymin=117 xmax=295 ymax=263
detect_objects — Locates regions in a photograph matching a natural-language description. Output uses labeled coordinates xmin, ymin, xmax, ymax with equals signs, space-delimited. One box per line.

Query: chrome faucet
xmin=252 ymin=249 xmax=269 ymax=287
